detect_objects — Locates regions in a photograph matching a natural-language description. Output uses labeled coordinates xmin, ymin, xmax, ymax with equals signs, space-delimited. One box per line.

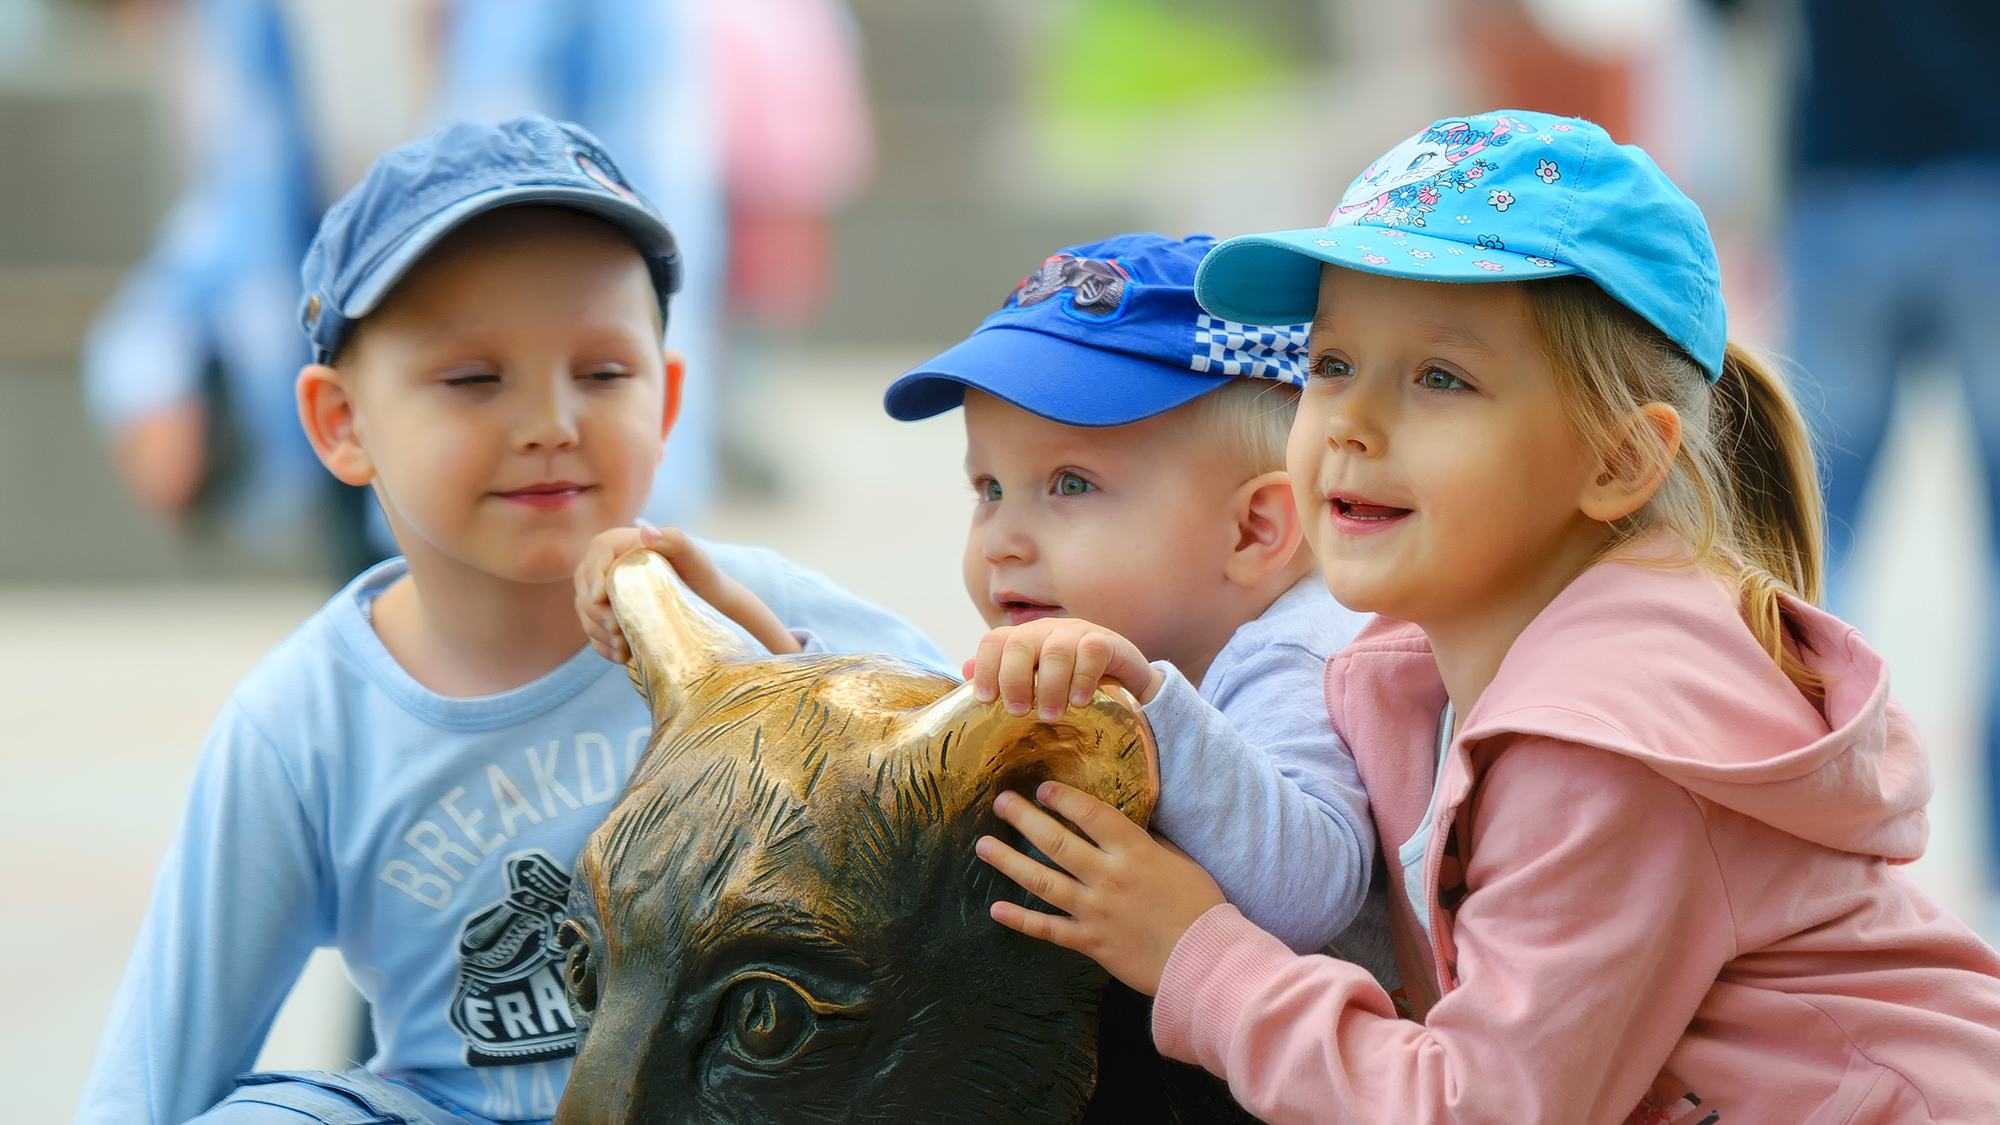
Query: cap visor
xmin=1196 ymin=227 xmax=1579 ymax=326
xmin=884 ymin=325 xmax=1229 ymax=427
xmin=341 ymin=184 xmax=679 ymax=319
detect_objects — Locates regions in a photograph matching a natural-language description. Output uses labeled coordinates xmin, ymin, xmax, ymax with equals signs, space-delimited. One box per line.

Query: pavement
xmin=4 ymin=352 xmax=1993 ymax=1122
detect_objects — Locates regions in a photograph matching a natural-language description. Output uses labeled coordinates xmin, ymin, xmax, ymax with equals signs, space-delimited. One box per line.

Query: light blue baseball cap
xmin=1194 ymin=110 xmax=1727 ymax=381
xmin=300 ymin=115 xmax=682 ymax=364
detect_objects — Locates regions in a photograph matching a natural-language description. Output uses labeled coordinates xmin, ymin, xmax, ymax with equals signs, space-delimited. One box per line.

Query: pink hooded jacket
xmin=1151 ymin=557 xmax=2000 ymax=1124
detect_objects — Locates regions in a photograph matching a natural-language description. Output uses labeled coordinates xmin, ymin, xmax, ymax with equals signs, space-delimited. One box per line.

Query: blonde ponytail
xmin=1708 ymin=344 xmax=1823 ymax=603
xmin=1527 ymin=278 xmax=1826 ymax=699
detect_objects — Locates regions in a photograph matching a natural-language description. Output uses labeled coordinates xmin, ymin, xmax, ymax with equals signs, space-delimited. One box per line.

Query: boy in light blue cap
xmin=76 ymin=116 xmax=946 ymax=1125
xmin=883 ymin=232 xmax=1386 ymax=979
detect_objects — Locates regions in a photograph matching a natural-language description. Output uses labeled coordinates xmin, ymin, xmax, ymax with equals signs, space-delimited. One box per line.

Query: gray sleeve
xmin=1143 ymin=650 xmax=1374 ymax=953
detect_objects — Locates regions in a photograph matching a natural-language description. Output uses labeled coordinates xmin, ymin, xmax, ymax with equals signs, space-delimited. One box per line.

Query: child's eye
xmin=443 ymin=372 xmax=500 ymax=387
xmin=582 ymin=366 xmax=633 ymax=382
xmin=1311 ymin=354 xmax=1353 ymax=381
xmin=974 ymin=477 xmax=1002 ymax=502
xmin=1418 ymin=366 xmax=1468 ymax=391
xmin=1053 ymin=472 xmax=1094 ymax=497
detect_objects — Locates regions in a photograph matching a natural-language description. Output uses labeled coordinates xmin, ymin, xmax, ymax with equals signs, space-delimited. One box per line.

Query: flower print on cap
xmin=1489 ymin=189 xmax=1515 ymax=211
xmin=1325 ymin=117 xmax=1521 ymax=228
xmin=1537 ymin=159 xmax=1560 ymax=184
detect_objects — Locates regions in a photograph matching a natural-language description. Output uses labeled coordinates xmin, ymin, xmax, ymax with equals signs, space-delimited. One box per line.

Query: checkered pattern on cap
xmin=1191 ymin=315 xmax=1310 ymax=385
xmin=886 ymin=232 xmax=1319 ymax=427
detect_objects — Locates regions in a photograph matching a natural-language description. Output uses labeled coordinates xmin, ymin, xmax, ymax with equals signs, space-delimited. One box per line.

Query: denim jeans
xmin=191 ymin=1069 xmax=523 ymax=1125
xmin=1787 ymin=159 xmax=2000 ymax=886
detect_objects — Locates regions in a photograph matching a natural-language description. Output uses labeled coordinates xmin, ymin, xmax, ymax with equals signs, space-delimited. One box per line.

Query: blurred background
xmin=2 ymin=0 xmax=1994 ymax=1119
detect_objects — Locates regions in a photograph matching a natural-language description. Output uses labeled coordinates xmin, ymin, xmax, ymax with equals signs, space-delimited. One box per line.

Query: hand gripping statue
xmin=553 ymin=551 xmax=1253 ymax=1123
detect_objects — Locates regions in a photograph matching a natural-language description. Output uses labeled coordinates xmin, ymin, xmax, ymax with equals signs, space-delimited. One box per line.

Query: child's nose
xmin=517 ymin=381 xmax=581 ymax=452
xmin=980 ymin=508 xmax=1035 ymax=564
xmin=1322 ymin=379 xmax=1388 ymax=454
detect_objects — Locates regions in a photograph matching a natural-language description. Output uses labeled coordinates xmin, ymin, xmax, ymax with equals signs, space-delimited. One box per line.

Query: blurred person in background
xmin=1458 ymin=0 xmax=1651 ymax=140
xmin=710 ymin=0 xmax=872 ymax=498
xmin=0 ymin=0 xmax=47 ymax=69
xmin=82 ymin=0 xmax=727 ymax=583
xmin=1782 ymin=0 xmax=2000 ymax=935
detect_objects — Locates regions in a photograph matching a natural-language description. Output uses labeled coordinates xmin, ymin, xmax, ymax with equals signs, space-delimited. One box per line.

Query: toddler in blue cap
xmin=77 ymin=116 xmax=946 ymax=1125
xmin=971 ymin=112 xmax=2000 ymax=1123
xmin=580 ymin=232 xmax=1386 ymax=974
xmin=886 ymin=232 xmax=1386 ymax=979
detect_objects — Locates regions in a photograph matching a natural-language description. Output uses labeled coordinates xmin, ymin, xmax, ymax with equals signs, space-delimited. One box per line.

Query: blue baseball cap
xmin=1194 ymin=110 xmax=1726 ymax=380
xmin=883 ymin=233 xmax=1310 ymax=427
xmin=299 ymin=115 xmax=682 ymax=364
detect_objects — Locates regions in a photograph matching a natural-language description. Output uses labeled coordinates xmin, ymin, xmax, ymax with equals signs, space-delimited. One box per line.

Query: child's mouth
xmin=497 ymin=481 xmax=592 ymax=508
xmin=1330 ymin=496 xmax=1412 ymax=524
xmin=999 ymin=598 xmax=1063 ymax=626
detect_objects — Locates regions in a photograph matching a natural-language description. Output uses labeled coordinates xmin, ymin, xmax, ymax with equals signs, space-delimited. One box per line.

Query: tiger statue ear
xmin=887 ymin=679 xmax=1159 ymax=829
xmin=605 ymin=548 xmax=758 ymax=725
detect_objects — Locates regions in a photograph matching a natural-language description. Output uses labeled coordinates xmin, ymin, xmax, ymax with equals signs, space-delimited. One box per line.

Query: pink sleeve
xmin=1152 ymin=739 xmax=1736 ymax=1124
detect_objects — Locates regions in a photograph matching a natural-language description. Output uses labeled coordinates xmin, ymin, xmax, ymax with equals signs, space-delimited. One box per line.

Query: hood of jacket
xmin=1338 ymin=554 xmax=1932 ymax=863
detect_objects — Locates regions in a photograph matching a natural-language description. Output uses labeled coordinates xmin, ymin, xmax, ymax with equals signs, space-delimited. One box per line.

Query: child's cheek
xmin=961 ymin=541 xmax=997 ymax=625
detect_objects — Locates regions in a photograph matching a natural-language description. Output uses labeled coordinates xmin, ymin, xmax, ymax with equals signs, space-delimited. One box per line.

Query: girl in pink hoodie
xmin=968 ymin=110 xmax=2000 ymax=1124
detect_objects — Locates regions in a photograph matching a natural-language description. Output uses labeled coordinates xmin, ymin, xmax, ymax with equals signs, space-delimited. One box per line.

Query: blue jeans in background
xmin=1787 ymin=159 xmax=2000 ymax=895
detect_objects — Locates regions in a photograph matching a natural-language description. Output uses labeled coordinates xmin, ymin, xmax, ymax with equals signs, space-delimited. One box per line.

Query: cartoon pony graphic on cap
xmin=1330 ymin=116 xmax=1524 ymax=230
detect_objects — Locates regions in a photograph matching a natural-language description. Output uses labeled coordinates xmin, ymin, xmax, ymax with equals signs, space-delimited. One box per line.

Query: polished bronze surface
xmin=553 ymin=549 xmax=1181 ymax=1124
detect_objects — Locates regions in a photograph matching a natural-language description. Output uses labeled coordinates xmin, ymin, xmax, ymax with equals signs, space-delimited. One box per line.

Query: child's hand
xmin=574 ymin=526 xmax=803 ymax=661
xmin=976 ymin=781 xmax=1225 ymax=996
xmin=966 ymin=618 xmax=1165 ymax=722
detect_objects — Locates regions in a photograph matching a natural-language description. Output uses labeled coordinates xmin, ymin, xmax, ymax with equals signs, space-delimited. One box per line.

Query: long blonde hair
xmin=1526 ymin=276 xmax=1825 ymax=696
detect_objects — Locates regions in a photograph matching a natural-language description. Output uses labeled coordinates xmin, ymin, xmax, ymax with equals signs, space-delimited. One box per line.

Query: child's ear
xmin=1224 ymin=470 xmax=1306 ymax=589
xmin=1581 ymin=402 xmax=1681 ymax=523
xmin=660 ymin=349 xmax=686 ymax=439
xmin=296 ymin=364 xmax=375 ymax=486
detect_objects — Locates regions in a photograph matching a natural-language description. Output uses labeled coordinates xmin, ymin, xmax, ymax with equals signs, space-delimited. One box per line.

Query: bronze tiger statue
xmin=552 ymin=551 xmax=1257 ymax=1124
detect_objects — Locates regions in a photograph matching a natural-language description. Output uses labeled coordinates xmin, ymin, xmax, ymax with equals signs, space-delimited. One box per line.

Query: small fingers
xmin=976 ymin=833 xmax=1083 ymax=912
xmin=1033 ymin=642 xmax=1078 ymax=722
xmin=992 ymin=790 xmax=1104 ymax=881
xmin=970 ymin=629 xmax=1011 ymax=703
xmin=582 ymin=612 xmax=629 ymax=664
xmin=643 ymin=526 xmax=722 ymax=594
xmin=1069 ymin=632 xmax=1114 ymax=708
xmin=996 ymin=632 xmax=1043 ymax=716
xmin=640 ymin=524 xmax=691 ymax=557
xmin=988 ymin=898 xmax=1090 ymax=952
xmin=1031 ymin=781 xmax=1142 ymax=853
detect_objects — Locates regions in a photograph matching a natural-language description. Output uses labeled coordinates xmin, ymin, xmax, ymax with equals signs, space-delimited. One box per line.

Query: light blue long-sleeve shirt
xmin=76 ymin=540 xmax=946 ymax=1125
xmin=1144 ymin=576 xmax=1376 ymax=953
